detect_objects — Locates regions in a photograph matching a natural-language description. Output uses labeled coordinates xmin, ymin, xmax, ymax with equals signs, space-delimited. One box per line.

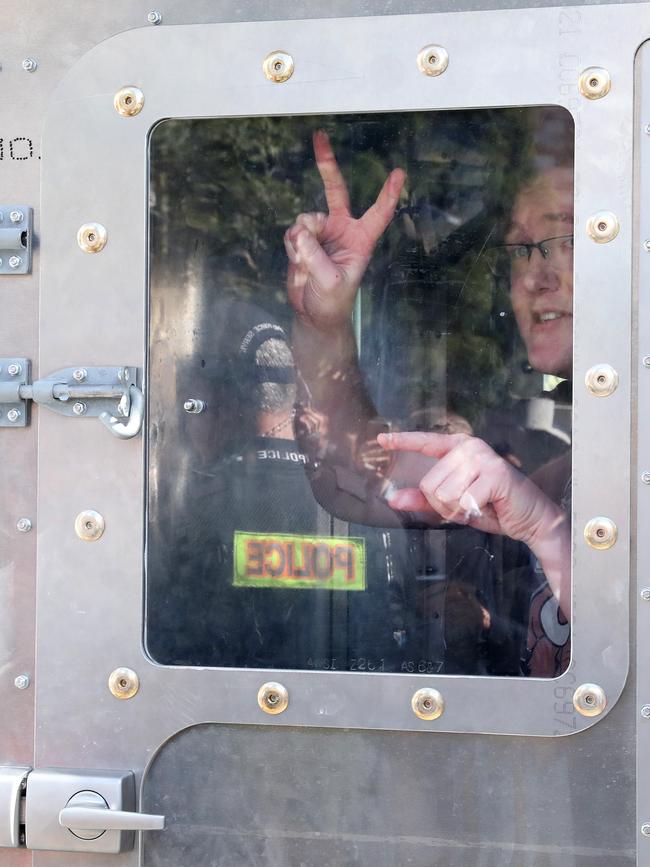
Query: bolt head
xmin=147 ymin=9 xmax=162 ymax=24
xmin=7 ymin=363 xmax=22 ymax=377
xmin=8 ymin=256 xmax=22 ymax=269
xmin=22 ymin=58 xmax=37 ymax=72
xmin=7 ymin=409 xmax=20 ymax=422
xmin=16 ymin=518 xmax=32 ymax=533
xmin=14 ymin=675 xmax=30 ymax=690
xmin=9 ymin=210 xmax=23 ymax=223
xmin=72 ymin=368 xmax=87 ymax=382
xmin=72 ymin=401 xmax=87 ymax=416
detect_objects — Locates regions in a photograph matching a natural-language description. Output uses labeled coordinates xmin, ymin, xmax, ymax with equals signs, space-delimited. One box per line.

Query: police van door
xmin=0 ymin=2 xmax=645 ymax=864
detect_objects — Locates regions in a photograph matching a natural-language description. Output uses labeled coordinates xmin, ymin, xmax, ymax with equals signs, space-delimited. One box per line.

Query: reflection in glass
xmin=146 ymin=107 xmax=573 ymax=677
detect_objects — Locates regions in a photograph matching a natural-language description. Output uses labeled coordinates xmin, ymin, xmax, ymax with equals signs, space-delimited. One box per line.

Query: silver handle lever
xmin=59 ymin=791 xmax=164 ymax=833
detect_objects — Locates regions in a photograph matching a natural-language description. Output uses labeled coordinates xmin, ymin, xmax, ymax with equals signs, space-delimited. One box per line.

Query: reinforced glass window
xmin=146 ymin=106 xmax=573 ymax=678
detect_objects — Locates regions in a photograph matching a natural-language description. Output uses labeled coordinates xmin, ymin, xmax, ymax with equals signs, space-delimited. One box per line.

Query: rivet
xmin=416 ymin=44 xmax=449 ymax=77
xmin=643 ymin=823 xmax=650 ymax=837
xmin=183 ymin=398 xmax=205 ymax=414
xmin=74 ymin=509 xmax=105 ymax=542
xmin=641 ymin=588 xmax=650 ymax=601
xmin=77 ymin=223 xmax=107 ymax=254
xmin=7 ymin=409 xmax=21 ymax=423
xmin=584 ymin=363 xmax=618 ymax=397
xmin=108 ymin=667 xmax=139 ymax=700
xmin=9 ymin=210 xmax=23 ymax=224
xmin=642 ymin=705 xmax=650 ymax=718
xmin=7 ymin=363 xmax=22 ymax=377
xmin=573 ymin=683 xmax=607 ymax=717
xmin=642 ymin=472 xmax=650 ymax=484
xmin=8 ymin=256 xmax=22 ymax=269
xmin=114 ymin=86 xmax=145 ymax=117
xmin=411 ymin=687 xmax=445 ymax=720
xmin=14 ymin=675 xmax=30 ymax=690
xmin=22 ymin=58 xmax=37 ymax=73
xmin=586 ymin=211 xmax=619 ymax=244
xmin=16 ymin=518 xmax=32 ymax=533
xmin=257 ymin=681 xmax=289 ymax=714
xmin=579 ymin=66 xmax=611 ymax=99
xmin=72 ymin=368 xmax=87 ymax=383
xmin=147 ymin=9 xmax=162 ymax=24
xmin=262 ymin=51 xmax=294 ymax=83
xmin=584 ymin=516 xmax=617 ymax=550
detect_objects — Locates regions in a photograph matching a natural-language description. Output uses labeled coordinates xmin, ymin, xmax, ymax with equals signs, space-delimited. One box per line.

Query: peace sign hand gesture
xmin=285 ymin=131 xmax=405 ymax=329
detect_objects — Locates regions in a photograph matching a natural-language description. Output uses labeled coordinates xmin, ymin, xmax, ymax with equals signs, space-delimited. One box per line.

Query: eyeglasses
xmin=486 ymin=235 xmax=574 ymax=274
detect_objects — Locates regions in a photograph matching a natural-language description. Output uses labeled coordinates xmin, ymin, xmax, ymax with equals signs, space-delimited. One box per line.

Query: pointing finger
xmin=378 ymin=431 xmax=470 ymax=459
xmin=313 ymin=130 xmax=351 ymax=217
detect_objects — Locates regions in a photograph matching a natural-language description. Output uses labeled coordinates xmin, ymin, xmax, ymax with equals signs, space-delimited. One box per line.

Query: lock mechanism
xmin=0 ymin=361 xmax=144 ymax=438
xmin=0 ymin=767 xmax=165 ymax=854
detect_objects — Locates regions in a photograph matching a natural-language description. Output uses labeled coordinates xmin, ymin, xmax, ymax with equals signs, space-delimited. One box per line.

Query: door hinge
xmin=0 ymin=206 xmax=32 ymax=274
xmin=0 ymin=361 xmax=144 ymax=438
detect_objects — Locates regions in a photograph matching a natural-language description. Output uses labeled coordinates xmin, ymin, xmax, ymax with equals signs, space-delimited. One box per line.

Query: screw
xmin=7 ymin=363 xmax=22 ymax=377
xmin=643 ymin=472 xmax=650 ymax=484
xmin=644 ymin=357 xmax=650 ymax=368
xmin=72 ymin=368 xmax=87 ymax=382
xmin=184 ymin=398 xmax=205 ymax=414
xmin=643 ymin=823 xmax=650 ymax=837
xmin=14 ymin=675 xmax=30 ymax=690
xmin=7 ymin=409 xmax=21 ymax=423
xmin=16 ymin=518 xmax=32 ymax=533
xmin=642 ymin=588 xmax=650 ymax=601
xmin=642 ymin=705 xmax=650 ymax=718
xmin=72 ymin=401 xmax=87 ymax=416
xmin=147 ymin=9 xmax=162 ymax=23
xmin=9 ymin=210 xmax=23 ymax=223
xmin=8 ymin=256 xmax=22 ymax=269
xmin=22 ymin=58 xmax=37 ymax=72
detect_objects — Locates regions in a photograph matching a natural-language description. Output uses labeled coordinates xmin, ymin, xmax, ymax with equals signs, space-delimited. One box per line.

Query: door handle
xmin=59 ymin=790 xmax=164 ymax=833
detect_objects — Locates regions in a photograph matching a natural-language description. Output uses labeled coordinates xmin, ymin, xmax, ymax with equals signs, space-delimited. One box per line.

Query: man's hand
xmin=378 ymin=431 xmax=566 ymax=550
xmin=285 ymin=130 xmax=405 ymax=329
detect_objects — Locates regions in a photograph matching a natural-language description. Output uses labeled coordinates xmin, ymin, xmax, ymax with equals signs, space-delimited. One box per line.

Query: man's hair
xmin=255 ymin=338 xmax=297 ymax=413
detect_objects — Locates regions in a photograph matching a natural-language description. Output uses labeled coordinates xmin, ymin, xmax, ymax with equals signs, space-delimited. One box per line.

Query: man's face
xmin=507 ymin=168 xmax=574 ymax=379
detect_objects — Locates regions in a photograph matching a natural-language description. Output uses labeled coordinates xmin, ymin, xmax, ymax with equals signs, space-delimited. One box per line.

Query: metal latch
xmin=0 ymin=361 xmax=144 ymax=438
xmin=0 ymin=767 xmax=165 ymax=854
xmin=0 ymin=767 xmax=29 ymax=847
xmin=0 ymin=206 xmax=33 ymax=274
